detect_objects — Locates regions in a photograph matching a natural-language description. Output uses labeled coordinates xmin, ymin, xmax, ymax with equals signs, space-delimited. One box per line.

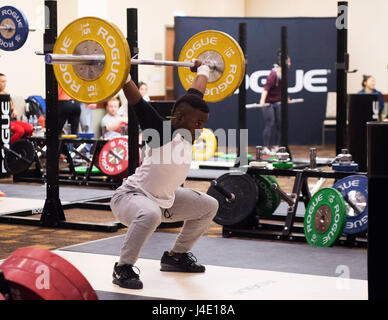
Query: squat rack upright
xmin=0 ymin=2 xmax=141 ymax=232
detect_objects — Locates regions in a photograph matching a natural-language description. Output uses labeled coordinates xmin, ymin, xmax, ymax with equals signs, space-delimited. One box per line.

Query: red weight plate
xmin=98 ymin=137 xmax=128 ymax=178
xmin=0 ymin=259 xmax=64 ymax=300
xmin=14 ymin=247 xmax=97 ymax=300
xmin=1 ymin=256 xmax=79 ymax=300
xmin=8 ymin=247 xmax=98 ymax=300
xmin=1 ymin=247 xmax=97 ymax=300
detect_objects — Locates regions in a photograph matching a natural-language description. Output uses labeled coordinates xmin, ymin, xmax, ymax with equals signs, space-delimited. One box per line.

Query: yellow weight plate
xmin=178 ymin=30 xmax=245 ymax=103
xmin=53 ymin=17 xmax=131 ymax=104
xmin=193 ymin=128 xmax=217 ymax=161
xmin=61 ymin=134 xmax=78 ymax=139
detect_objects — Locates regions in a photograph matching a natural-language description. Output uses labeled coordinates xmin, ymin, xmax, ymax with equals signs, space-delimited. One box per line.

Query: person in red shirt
xmin=0 ymin=73 xmax=34 ymax=144
xmin=259 ymin=52 xmax=291 ymax=155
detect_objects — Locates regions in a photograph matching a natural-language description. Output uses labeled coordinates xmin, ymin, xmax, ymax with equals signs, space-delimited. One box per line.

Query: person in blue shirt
xmin=358 ymin=75 xmax=385 ymax=119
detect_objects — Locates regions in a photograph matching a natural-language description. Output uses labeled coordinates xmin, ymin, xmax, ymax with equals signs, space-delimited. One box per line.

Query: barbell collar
xmin=108 ymin=149 xmax=124 ymax=162
xmin=211 ymin=179 xmax=235 ymax=202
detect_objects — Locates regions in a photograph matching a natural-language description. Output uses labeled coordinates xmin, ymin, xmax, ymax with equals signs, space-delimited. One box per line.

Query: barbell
xmin=245 ymin=98 xmax=305 ymax=109
xmin=41 ymin=17 xmax=245 ymax=104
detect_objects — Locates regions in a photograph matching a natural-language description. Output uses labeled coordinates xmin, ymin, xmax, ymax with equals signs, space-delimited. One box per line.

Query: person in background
xmin=101 ymin=95 xmax=128 ymax=139
xmin=0 ymin=73 xmax=33 ymax=144
xmin=358 ymin=75 xmax=385 ymax=120
xmin=58 ymin=85 xmax=81 ymax=136
xmin=259 ymin=51 xmax=291 ymax=155
xmin=138 ymin=81 xmax=150 ymax=102
xmin=79 ymin=102 xmax=97 ymax=158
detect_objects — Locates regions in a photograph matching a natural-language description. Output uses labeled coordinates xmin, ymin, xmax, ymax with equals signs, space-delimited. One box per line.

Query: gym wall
xmin=0 ymin=0 xmax=244 ymax=99
xmin=174 ymin=16 xmax=336 ymax=146
xmin=245 ymin=0 xmax=388 ymax=95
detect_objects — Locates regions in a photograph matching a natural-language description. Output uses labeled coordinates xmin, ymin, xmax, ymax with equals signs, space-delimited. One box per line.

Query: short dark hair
xmin=138 ymin=81 xmax=147 ymax=88
xmin=276 ymin=49 xmax=290 ymax=65
xmin=171 ymin=93 xmax=209 ymax=115
xmin=361 ymin=75 xmax=372 ymax=88
xmin=0 ymin=73 xmax=5 ymax=77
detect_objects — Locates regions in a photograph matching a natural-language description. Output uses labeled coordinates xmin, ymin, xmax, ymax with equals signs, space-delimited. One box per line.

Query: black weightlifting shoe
xmin=160 ymin=251 xmax=206 ymax=273
xmin=112 ymin=262 xmax=143 ymax=289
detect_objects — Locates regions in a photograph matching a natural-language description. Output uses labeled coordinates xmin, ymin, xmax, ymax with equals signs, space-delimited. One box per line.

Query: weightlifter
xmin=110 ymin=61 xmax=219 ymax=289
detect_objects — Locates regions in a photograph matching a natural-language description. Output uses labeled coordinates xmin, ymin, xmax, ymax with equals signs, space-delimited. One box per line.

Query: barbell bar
xmin=0 ymin=25 xmax=36 ymax=31
xmin=44 ymin=53 xmax=221 ymax=70
xmin=246 ymin=98 xmax=305 ymax=109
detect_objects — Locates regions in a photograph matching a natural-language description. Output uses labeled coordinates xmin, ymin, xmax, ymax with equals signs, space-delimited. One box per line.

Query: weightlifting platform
xmin=0 ymin=183 xmax=114 ymax=216
xmin=52 ymin=232 xmax=367 ymax=300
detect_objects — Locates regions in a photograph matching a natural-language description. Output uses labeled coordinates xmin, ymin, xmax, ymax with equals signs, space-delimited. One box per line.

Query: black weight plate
xmin=5 ymin=139 xmax=35 ymax=174
xmin=207 ymin=173 xmax=259 ymax=226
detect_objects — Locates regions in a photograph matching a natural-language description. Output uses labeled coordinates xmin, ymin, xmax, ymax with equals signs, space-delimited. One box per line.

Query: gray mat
xmin=187 ymin=168 xmax=230 ymax=180
xmin=274 ymin=201 xmax=305 ymax=217
xmin=61 ymin=232 xmax=367 ymax=280
xmin=0 ymin=183 xmax=114 ymax=202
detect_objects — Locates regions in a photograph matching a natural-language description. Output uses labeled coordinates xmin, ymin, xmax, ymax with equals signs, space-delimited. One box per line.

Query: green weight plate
xmin=304 ymin=188 xmax=347 ymax=247
xmin=74 ymin=165 xmax=101 ymax=174
xmin=273 ymin=162 xmax=293 ymax=169
xmin=219 ymin=153 xmax=252 ymax=160
xmin=266 ymin=175 xmax=279 ymax=185
xmin=250 ymin=173 xmax=280 ymax=217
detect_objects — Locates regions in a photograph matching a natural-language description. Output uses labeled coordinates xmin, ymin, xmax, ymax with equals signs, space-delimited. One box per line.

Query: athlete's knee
xmin=139 ymin=209 xmax=162 ymax=228
xmin=203 ymin=195 xmax=219 ymax=219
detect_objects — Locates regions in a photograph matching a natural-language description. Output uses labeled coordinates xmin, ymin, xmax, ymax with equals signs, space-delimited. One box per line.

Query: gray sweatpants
xmin=110 ymin=187 xmax=219 ymax=266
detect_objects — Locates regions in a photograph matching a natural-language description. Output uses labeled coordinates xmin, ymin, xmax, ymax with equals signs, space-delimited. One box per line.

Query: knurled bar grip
xmin=211 ymin=180 xmax=236 ymax=202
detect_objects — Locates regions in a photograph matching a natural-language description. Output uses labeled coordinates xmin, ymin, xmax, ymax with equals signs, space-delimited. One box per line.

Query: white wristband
xmin=196 ymin=65 xmax=210 ymax=80
xmin=125 ymin=72 xmax=131 ymax=84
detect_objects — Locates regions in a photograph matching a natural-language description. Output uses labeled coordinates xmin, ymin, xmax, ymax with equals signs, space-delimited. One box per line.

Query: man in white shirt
xmin=110 ymin=61 xmax=218 ymax=289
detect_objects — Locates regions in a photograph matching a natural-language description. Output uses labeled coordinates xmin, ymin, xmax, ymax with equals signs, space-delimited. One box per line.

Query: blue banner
xmin=174 ymin=17 xmax=336 ymax=145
